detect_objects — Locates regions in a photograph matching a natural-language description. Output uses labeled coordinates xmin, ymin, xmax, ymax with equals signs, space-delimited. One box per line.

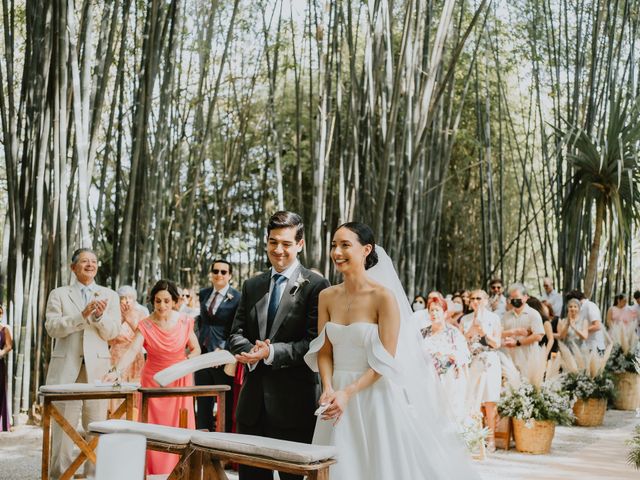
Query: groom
xmin=229 ymin=211 xmax=329 ymax=480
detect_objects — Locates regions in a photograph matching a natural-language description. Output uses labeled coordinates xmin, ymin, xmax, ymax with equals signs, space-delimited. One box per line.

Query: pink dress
xmin=138 ymin=315 xmax=195 ymax=475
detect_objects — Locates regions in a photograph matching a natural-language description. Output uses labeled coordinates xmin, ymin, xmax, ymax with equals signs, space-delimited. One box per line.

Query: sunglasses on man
xmin=211 ymin=269 xmax=229 ymax=275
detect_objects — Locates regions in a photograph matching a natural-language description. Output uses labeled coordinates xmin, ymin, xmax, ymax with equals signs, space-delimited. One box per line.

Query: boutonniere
xmin=224 ymin=292 xmax=234 ymax=302
xmin=290 ymin=274 xmax=309 ymax=296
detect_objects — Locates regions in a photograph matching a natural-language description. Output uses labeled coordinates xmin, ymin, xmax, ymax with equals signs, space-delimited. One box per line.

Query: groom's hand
xmin=235 ymin=339 xmax=271 ymax=365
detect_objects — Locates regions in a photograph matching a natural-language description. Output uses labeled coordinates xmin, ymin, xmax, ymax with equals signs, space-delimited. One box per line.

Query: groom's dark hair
xmin=267 ymin=211 xmax=304 ymax=242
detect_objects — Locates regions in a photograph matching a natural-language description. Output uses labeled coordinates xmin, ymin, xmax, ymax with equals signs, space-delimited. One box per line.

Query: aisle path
xmin=477 ymin=410 xmax=639 ymax=479
xmin=0 ymin=410 xmax=637 ymax=479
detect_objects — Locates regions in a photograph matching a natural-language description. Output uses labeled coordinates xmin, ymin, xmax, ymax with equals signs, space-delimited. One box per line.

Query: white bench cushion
xmin=190 ymin=431 xmax=337 ymax=464
xmin=40 ymin=382 xmax=139 ymax=393
xmin=89 ymin=420 xmax=192 ymax=445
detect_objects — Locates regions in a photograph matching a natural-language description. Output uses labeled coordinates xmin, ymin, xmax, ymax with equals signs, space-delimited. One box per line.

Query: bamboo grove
xmin=0 ymin=0 xmax=639 ymax=422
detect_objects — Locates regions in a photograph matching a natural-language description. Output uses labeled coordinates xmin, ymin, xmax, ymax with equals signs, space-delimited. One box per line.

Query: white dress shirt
xmin=256 ymin=260 xmax=300 ymax=369
xmin=206 ymin=283 xmax=231 ymax=315
xmin=542 ymin=289 xmax=564 ymax=318
xmin=580 ymin=299 xmax=605 ymax=352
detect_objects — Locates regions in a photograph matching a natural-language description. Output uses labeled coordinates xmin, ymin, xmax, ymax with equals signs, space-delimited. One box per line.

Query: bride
xmin=304 ymin=222 xmax=479 ymax=479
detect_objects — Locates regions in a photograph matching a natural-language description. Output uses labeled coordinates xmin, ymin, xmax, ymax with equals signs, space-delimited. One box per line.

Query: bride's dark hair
xmin=334 ymin=222 xmax=379 ymax=270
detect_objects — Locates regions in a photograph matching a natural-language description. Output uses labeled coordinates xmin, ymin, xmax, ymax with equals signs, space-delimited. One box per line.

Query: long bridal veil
xmin=367 ymin=247 xmax=480 ymax=478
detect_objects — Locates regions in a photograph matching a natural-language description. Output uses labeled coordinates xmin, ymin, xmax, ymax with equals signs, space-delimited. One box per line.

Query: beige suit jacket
xmin=45 ymin=281 xmax=121 ymax=385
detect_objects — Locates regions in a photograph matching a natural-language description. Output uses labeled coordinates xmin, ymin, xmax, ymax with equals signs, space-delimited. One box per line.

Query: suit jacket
xmin=45 ymin=282 xmax=121 ymax=385
xmin=196 ymin=285 xmax=241 ymax=352
xmin=229 ymin=264 xmax=330 ymax=429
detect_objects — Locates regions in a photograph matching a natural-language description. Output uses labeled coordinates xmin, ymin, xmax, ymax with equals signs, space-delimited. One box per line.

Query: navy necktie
xmin=267 ymin=274 xmax=287 ymax=333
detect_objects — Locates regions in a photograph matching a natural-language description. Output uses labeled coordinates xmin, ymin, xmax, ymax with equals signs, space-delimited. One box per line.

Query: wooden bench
xmin=39 ymin=384 xmax=138 ymax=480
xmin=89 ymin=419 xmax=337 ymax=480
xmin=138 ymin=385 xmax=230 ymax=431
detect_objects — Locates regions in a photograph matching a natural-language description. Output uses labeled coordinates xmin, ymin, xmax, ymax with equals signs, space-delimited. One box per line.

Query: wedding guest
xmin=488 ymin=279 xmax=507 ymax=318
xmin=565 ymin=290 xmax=605 ymax=354
xmin=501 ymin=283 xmax=545 ymax=365
xmin=460 ymin=290 xmax=472 ymax=314
xmin=541 ymin=277 xmax=563 ymax=318
xmin=461 ymin=290 xmax=502 ymax=452
xmin=448 ymin=293 xmax=465 ymax=325
xmin=527 ymin=296 xmax=556 ymax=358
xmin=104 ymin=279 xmax=200 ymax=475
xmin=540 ymin=300 xmax=560 ymax=358
xmin=606 ymin=294 xmax=636 ymax=328
xmin=412 ymin=294 xmax=430 ymax=330
xmin=45 ymin=248 xmax=121 ymax=479
xmin=421 ymin=297 xmax=470 ymax=423
xmin=411 ymin=294 xmax=427 ymax=312
xmin=633 ymin=290 xmax=640 ymax=335
xmin=0 ymin=304 xmax=12 ymax=432
xmin=195 ymin=259 xmax=240 ymax=432
xmin=107 ymin=286 xmax=146 ymax=416
xmin=179 ymin=287 xmax=200 ymax=319
xmin=557 ymin=298 xmax=588 ymax=345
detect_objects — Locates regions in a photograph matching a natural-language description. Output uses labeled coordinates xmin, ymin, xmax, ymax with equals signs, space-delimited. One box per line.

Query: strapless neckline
xmin=327 ymin=322 xmax=377 ymax=328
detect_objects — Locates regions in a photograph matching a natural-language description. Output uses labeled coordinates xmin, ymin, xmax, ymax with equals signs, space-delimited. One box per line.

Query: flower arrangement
xmin=498 ymin=380 xmax=574 ymax=425
xmin=606 ymin=324 xmax=640 ymax=374
xmin=459 ymin=413 xmax=490 ymax=453
xmin=561 ymin=371 xmax=615 ymax=402
xmin=497 ymin=348 xmax=574 ymax=425
xmin=557 ymin=340 xmax=615 ymax=402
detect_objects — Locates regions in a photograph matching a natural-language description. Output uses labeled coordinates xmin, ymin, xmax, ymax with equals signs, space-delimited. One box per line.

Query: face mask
xmin=412 ymin=302 xmax=426 ymax=312
xmin=510 ymin=298 xmax=523 ymax=308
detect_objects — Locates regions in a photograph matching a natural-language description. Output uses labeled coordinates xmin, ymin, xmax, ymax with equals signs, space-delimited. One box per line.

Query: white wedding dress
xmin=304 ymin=248 xmax=480 ymax=480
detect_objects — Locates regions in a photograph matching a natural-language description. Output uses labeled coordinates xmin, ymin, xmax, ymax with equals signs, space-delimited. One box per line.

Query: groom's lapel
xmin=255 ymin=272 xmax=271 ymax=340
xmin=268 ymin=264 xmax=302 ymax=338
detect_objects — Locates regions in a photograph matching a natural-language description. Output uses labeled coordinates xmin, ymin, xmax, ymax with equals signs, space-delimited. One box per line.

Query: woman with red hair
xmin=420 ymin=296 xmax=471 ymax=423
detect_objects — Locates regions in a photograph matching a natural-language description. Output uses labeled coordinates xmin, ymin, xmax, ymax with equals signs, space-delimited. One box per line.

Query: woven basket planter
xmin=512 ymin=418 xmax=555 ymax=454
xmin=613 ymin=372 xmax=640 ymax=411
xmin=573 ymin=397 xmax=607 ymax=426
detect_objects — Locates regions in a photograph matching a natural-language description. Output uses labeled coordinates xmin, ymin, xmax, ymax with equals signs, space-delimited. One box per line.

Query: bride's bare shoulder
xmin=319 ymin=284 xmax=342 ymax=300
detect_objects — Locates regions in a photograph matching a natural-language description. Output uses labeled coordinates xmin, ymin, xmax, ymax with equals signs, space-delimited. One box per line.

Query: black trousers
xmin=237 ymin=402 xmax=315 ymax=480
xmin=194 ymin=366 xmax=234 ymax=432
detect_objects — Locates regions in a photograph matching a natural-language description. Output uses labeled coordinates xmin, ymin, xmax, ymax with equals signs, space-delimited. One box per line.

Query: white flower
xmin=290 ymin=274 xmax=309 ymax=296
xmin=225 ymin=292 xmax=234 ymax=302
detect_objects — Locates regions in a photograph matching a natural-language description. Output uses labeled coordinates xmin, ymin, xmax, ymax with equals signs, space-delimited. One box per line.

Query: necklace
xmin=344 ymin=287 xmax=354 ymax=313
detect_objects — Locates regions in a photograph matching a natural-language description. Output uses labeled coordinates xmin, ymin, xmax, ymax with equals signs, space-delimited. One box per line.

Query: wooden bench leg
xmin=179 ymin=408 xmax=188 ymax=428
xmin=42 ymin=400 xmax=51 ymax=480
xmin=202 ymin=456 xmax=227 ymax=480
xmin=308 ymin=466 xmax=330 ymax=480
xmin=168 ymin=449 xmax=194 ymax=480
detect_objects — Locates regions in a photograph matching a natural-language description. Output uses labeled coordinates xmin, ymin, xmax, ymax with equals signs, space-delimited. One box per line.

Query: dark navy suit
xmin=229 ymin=265 xmax=329 ymax=480
xmin=194 ymin=285 xmax=240 ymax=431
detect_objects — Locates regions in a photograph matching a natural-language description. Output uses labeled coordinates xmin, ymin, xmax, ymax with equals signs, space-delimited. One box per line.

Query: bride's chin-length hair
xmin=333 ymin=222 xmax=379 ymax=270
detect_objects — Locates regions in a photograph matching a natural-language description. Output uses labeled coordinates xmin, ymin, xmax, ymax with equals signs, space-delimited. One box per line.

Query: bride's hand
xmin=319 ymin=387 xmax=335 ymax=406
xmin=322 ymin=390 xmax=350 ymax=425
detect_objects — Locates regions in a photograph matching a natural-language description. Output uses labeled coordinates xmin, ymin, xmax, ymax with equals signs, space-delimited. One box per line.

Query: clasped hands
xmin=235 ymin=339 xmax=271 ymax=365
xmin=503 ymin=327 xmax=529 ymax=348
xmin=318 ymin=387 xmax=350 ymax=425
xmin=82 ymin=299 xmax=108 ymax=320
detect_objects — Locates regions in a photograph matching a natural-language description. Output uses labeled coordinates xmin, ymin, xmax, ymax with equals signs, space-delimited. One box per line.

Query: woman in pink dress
xmin=606 ymin=294 xmax=637 ymax=328
xmin=105 ymin=279 xmax=201 ymax=475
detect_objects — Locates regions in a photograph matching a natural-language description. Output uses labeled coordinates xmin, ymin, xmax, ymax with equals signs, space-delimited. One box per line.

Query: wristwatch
xmin=516 ymin=339 xmax=521 ymax=347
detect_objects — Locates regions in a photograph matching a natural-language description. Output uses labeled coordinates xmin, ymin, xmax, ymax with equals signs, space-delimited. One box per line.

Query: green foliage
xmin=628 ymin=425 xmax=640 ymax=470
xmin=561 ymin=371 xmax=616 ymax=402
xmin=606 ymin=343 xmax=640 ymax=375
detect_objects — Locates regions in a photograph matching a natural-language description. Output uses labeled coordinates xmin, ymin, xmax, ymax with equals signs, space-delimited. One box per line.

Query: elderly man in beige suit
xmin=45 ymin=248 xmax=121 ymax=479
